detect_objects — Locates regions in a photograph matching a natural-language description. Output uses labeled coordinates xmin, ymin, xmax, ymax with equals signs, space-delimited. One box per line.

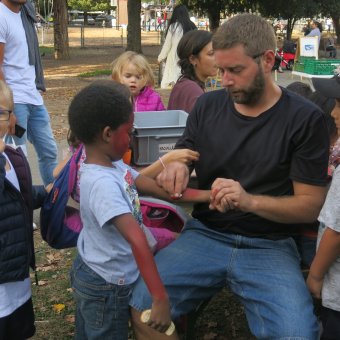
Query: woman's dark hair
xmin=315 ymin=21 xmax=322 ymax=32
xmin=309 ymin=91 xmax=337 ymax=141
xmin=165 ymin=4 xmax=196 ymax=37
xmin=286 ymin=82 xmax=337 ymax=142
xmin=177 ymin=30 xmax=212 ymax=89
xmin=68 ymin=80 xmax=132 ymax=144
xmin=286 ymin=81 xmax=313 ymax=98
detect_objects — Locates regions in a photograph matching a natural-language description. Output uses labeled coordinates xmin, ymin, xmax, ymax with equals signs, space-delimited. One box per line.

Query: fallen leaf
xmin=65 ymin=314 xmax=75 ymax=323
xmin=34 ymin=280 xmax=48 ymax=286
xmin=53 ymin=303 xmax=65 ymax=313
xmin=203 ymin=333 xmax=217 ymax=340
xmin=36 ymin=265 xmax=56 ymax=272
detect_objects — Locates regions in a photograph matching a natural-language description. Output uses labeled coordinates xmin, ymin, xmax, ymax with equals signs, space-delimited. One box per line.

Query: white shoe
xmin=33 ymin=223 xmax=38 ymax=230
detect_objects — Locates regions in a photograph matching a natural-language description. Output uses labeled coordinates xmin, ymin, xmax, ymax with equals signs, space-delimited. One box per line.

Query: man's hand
xmin=156 ymin=161 xmax=189 ymax=198
xmin=8 ymin=113 xmax=16 ymax=136
xmin=209 ymin=178 xmax=253 ymax=212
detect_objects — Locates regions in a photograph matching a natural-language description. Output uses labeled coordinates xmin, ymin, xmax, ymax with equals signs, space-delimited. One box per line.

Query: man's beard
xmin=228 ymin=65 xmax=265 ymax=105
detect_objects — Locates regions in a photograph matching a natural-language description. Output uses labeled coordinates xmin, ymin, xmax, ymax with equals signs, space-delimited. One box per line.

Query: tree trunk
xmin=127 ymin=0 xmax=142 ymax=53
xmin=53 ymin=0 xmax=70 ymax=60
xmin=207 ymin=6 xmax=220 ymax=32
xmin=286 ymin=18 xmax=296 ymax=41
xmin=332 ymin=16 xmax=340 ymax=41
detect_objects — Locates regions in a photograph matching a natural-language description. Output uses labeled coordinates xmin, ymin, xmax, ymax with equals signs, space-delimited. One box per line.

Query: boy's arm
xmin=135 ymin=173 xmax=210 ymax=203
xmin=112 ymin=213 xmax=172 ymax=333
xmin=53 ymin=152 xmax=71 ymax=178
xmin=32 ymin=185 xmax=48 ymax=209
xmin=139 ymin=149 xmax=199 ymax=180
xmin=307 ymin=227 xmax=340 ymax=299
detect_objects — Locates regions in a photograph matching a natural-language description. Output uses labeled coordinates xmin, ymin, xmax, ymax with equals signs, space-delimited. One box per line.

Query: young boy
xmin=0 ymin=81 xmax=47 ymax=339
xmin=68 ymin=80 xmax=211 ymax=339
xmin=307 ymin=73 xmax=340 ymax=339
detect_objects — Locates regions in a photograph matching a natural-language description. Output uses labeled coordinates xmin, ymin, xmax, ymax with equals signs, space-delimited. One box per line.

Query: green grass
xmin=39 ymin=46 xmax=54 ymax=56
xmin=78 ymin=69 xmax=111 ymax=78
xmin=31 ymin=231 xmax=77 ymax=339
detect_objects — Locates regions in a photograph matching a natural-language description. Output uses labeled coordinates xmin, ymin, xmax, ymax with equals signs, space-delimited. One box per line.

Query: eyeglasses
xmin=0 ymin=109 xmax=12 ymax=121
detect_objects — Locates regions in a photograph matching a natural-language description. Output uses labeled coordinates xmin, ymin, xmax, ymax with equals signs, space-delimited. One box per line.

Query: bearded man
xmin=130 ymin=14 xmax=328 ymax=340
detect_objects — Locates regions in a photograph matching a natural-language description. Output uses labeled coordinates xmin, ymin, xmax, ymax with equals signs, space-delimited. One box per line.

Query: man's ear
xmin=263 ymin=50 xmax=276 ymax=73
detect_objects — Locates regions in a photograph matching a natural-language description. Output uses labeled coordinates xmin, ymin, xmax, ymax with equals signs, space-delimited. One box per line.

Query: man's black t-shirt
xmin=176 ymin=87 xmax=329 ymax=238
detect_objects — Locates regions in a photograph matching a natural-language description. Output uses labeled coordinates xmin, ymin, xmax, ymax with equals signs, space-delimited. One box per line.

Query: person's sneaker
xmin=33 ymin=223 xmax=38 ymax=230
xmin=278 ymin=66 xmax=284 ymax=73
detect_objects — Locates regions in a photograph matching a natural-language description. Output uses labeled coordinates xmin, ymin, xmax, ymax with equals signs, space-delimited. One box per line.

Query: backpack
xmin=40 ymin=145 xmax=83 ymax=249
xmin=40 ymin=145 xmax=190 ymax=249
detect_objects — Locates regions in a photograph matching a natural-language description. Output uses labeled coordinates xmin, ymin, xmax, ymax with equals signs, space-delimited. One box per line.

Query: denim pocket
xmin=73 ymin=288 xmax=106 ymax=329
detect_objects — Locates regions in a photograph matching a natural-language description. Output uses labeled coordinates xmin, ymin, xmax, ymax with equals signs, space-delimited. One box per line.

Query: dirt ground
xmin=41 ymin=45 xmax=254 ymax=339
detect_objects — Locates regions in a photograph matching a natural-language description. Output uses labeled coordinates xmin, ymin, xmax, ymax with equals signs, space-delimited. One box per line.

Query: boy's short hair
xmin=111 ymin=51 xmax=155 ymax=88
xmin=212 ymin=14 xmax=276 ymax=58
xmin=68 ymin=80 xmax=132 ymax=144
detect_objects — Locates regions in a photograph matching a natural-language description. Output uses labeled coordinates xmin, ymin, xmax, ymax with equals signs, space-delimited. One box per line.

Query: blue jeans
xmin=130 ymin=219 xmax=319 ymax=339
xmin=7 ymin=103 xmax=57 ymax=185
xmin=70 ymin=256 xmax=133 ymax=340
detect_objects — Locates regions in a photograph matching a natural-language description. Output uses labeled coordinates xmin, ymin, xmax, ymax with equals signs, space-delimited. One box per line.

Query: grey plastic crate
xmin=132 ymin=110 xmax=188 ymax=166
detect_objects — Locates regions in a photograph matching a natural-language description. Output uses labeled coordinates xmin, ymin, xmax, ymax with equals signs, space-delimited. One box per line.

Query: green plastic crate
xmin=294 ymin=62 xmax=304 ymax=72
xmin=298 ymin=56 xmax=315 ymax=63
xmin=304 ymin=59 xmax=340 ymax=75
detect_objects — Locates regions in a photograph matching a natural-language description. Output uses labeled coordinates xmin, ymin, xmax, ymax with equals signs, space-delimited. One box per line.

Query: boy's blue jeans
xmin=7 ymin=103 xmax=57 ymax=185
xmin=130 ymin=219 xmax=319 ymax=339
xmin=70 ymin=256 xmax=133 ymax=340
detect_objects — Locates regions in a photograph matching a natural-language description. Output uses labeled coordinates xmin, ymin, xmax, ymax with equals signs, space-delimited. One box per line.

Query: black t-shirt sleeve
xmin=289 ymin=105 xmax=329 ymax=186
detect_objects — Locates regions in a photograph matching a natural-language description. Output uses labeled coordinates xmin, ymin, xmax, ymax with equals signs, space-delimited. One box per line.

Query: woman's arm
xmin=139 ymin=149 xmax=199 ymax=179
xmin=158 ymin=24 xmax=177 ymax=62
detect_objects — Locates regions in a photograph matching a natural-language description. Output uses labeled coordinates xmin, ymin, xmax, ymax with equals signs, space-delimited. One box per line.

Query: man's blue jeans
xmin=130 ymin=219 xmax=319 ymax=339
xmin=7 ymin=103 xmax=57 ymax=185
xmin=70 ymin=256 xmax=133 ymax=340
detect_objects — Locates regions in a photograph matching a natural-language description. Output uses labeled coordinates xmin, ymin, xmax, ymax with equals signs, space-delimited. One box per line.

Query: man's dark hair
xmin=177 ymin=30 xmax=212 ymax=88
xmin=68 ymin=80 xmax=132 ymax=144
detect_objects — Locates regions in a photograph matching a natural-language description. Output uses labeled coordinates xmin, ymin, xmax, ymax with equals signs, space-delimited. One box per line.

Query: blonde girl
xmin=111 ymin=51 xmax=165 ymax=112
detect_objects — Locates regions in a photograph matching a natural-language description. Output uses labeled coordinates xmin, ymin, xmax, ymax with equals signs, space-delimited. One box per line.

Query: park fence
xmin=37 ymin=25 xmax=164 ymax=48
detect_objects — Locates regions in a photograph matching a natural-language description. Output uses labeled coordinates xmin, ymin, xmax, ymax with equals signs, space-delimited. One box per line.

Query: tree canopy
xmin=67 ymin=0 xmax=112 ymax=12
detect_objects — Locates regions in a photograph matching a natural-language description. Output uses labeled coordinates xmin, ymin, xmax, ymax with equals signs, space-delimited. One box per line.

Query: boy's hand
xmin=45 ymin=182 xmax=54 ymax=193
xmin=0 ymin=139 xmax=5 ymax=153
xmin=147 ymin=298 xmax=172 ymax=334
xmin=306 ymin=273 xmax=323 ymax=299
xmin=8 ymin=113 xmax=16 ymax=136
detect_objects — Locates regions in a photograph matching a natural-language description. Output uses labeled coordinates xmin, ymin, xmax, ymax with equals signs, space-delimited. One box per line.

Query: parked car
xmin=95 ymin=14 xmax=116 ymax=28
xmin=70 ymin=15 xmax=95 ymax=26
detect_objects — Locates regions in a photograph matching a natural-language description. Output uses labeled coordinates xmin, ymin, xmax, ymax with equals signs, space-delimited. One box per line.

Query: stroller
xmin=273 ymin=40 xmax=296 ymax=71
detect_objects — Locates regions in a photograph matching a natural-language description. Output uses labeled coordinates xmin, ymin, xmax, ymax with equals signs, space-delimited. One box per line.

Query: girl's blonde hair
xmin=0 ymin=80 xmax=14 ymax=111
xmin=111 ymin=51 xmax=155 ymax=88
